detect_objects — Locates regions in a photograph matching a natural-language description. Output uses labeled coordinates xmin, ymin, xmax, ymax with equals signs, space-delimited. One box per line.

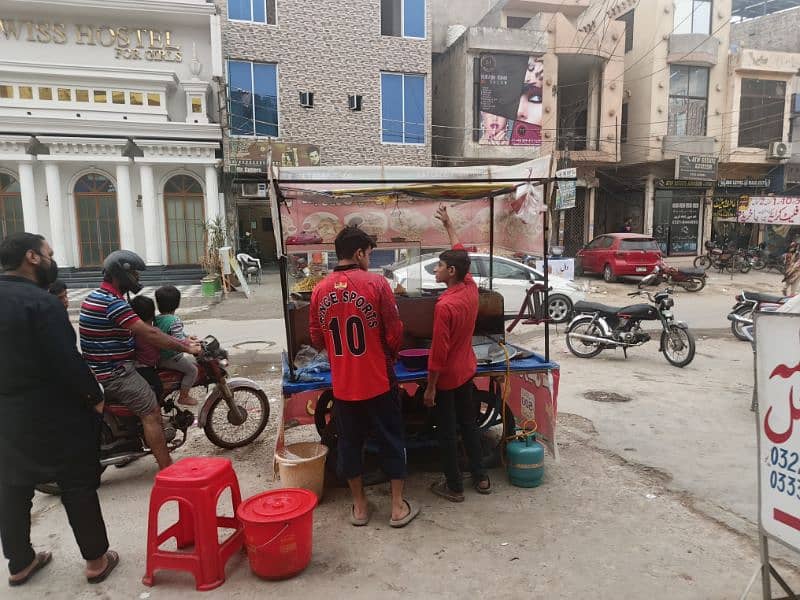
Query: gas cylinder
xmin=506 ymin=433 xmax=545 ymax=488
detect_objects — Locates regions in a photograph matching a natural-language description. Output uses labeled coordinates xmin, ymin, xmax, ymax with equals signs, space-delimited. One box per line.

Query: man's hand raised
xmin=185 ymin=340 xmax=202 ymax=356
xmin=435 ymin=205 xmax=451 ymax=228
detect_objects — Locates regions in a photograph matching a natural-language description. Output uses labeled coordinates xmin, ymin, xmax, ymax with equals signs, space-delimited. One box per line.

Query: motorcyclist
xmin=79 ymin=250 xmax=201 ymax=470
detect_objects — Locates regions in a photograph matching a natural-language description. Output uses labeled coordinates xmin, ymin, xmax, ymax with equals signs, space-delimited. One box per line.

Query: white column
xmin=644 ymin=174 xmax=655 ymax=237
xmin=587 ymin=186 xmax=596 ymax=241
xmin=44 ymin=162 xmax=71 ymax=267
xmin=139 ymin=164 xmax=161 ymax=266
xmin=204 ymin=165 xmax=220 ymax=225
xmin=115 ymin=162 xmax=136 ymax=251
xmin=17 ymin=161 xmax=38 ymax=234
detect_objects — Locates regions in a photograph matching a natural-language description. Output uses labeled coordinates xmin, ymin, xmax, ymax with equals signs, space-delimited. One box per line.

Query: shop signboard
xmin=554 ymin=167 xmax=577 ymax=210
xmin=717 ymin=177 xmax=771 ymax=189
xmin=712 ymin=196 xmax=739 ymax=219
xmin=656 ymin=179 xmax=714 ymax=189
xmin=738 ymin=196 xmax=800 ymax=226
xmin=670 ymin=199 xmax=701 ymax=254
xmin=675 ymin=155 xmax=718 ymax=181
xmin=478 ymin=53 xmax=544 ymax=146
xmin=224 ymin=139 xmax=321 ymax=173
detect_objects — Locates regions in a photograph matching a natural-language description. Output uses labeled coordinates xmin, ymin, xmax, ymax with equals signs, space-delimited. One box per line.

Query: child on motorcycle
xmin=130 ymin=295 xmax=164 ymax=399
xmin=154 ymin=286 xmax=199 ymax=406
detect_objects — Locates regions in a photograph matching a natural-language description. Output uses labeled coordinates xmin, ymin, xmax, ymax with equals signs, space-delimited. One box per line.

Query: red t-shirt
xmin=428 ymin=244 xmax=479 ymax=391
xmin=310 ymin=265 xmax=403 ymax=401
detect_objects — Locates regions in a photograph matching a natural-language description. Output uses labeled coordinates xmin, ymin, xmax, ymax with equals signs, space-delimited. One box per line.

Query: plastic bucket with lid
xmin=237 ymin=488 xmax=318 ymax=580
xmin=275 ymin=442 xmax=329 ymax=499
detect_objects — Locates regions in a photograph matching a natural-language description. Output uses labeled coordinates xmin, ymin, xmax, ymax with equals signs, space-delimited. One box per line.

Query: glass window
xmin=38 ymin=87 xmax=52 ymax=100
xmin=228 ymin=60 xmax=278 ymax=137
xmin=112 ymin=91 xmax=125 ymax=104
xmin=620 ymin=239 xmax=660 ymax=251
xmin=57 ymin=88 xmax=72 ymax=101
xmin=621 ymin=103 xmax=629 ymax=142
xmin=76 ymin=89 xmax=89 ymax=102
xmin=18 ymin=86 xmax=32 ymax=99
xmin=381 ymin=0 xmax=425 ymax=38
xmin=147 ymin=93 xmax=161 ymax=107
xmin=94 ymin=90 xmax=107 ymax=103
xmin=191 ymin=97 xmax=202 ymax=113
xmin=229 ymin=0 xmax=276 ymax=24
xmin=0 ymin=85 xmax=12 ymax=98
xmin=491 ymin=259 xmax=530 ymax=280
xmin=130 ymin=92 xmax=143 ymax=106
xmin=381 ymin=73 xmax=425 ymax=144
xmin=507 ymin=16 xmax=531 ymax=29
xmin=668 ymin=65 xmax=708 ymax=136
xmin=738 ymin=78 xmax=786 ymax=149
xmin=617 ymin=10 xmax=634 ymax=53
xmin=673 ymin=0 xmax=712 ymax=35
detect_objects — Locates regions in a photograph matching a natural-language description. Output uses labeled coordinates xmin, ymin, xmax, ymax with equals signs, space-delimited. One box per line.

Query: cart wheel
xmin=314 ymin=390 xmax=337 ymax=448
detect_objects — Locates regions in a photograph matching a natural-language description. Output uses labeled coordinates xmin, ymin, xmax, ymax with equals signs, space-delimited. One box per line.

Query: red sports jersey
xmin=310 ymin=265 xmax=403 ymax=401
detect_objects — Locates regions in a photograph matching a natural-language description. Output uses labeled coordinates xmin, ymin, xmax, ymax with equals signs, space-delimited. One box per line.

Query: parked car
xmin=577 ymin=233 xmax=662 ymax=283
xmin=384 ymin=253 xmax=585 ymax=323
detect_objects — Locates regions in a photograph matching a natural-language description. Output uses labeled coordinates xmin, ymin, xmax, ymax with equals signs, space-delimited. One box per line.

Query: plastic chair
xmin=236 ymin=253 xmax=262 ymax=284
xmin=142 ymin=457 xmax=244 ymax=591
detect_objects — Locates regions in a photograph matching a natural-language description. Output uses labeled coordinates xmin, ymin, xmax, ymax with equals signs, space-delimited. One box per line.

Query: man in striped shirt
xmin=79 ymin=250 xmax=200 ymax=470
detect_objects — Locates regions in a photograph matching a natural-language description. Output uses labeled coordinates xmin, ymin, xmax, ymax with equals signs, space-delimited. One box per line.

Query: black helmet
xmin=103 ymin=250 xmax=146 ymax=294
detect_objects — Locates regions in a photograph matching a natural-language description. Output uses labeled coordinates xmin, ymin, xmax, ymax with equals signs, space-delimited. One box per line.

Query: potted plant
xmin=200 ymin=217 xmax=227 ymax=296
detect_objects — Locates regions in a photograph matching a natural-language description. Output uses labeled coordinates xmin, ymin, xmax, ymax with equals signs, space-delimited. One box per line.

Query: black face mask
xmin=35 ymin=254 xmax=58 ymax=289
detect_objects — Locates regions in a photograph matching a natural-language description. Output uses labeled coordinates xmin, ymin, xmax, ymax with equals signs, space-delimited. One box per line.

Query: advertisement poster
xmin=738 ymin=196 xmax=800 ymax=226
xmin=224 ymin=139 xmax=321 ymax=173
xmin=756 ymin=312 xmax=800 ymax=552
xmin=669 ymin=200 xmax=701 ymax=254
xmin=675 ymin=155 xmax=717 ymax=181
xmin=478 ymin=53 xmax=543 ymax=146
xmin=554 ymin=167 xmax=577 ymax=210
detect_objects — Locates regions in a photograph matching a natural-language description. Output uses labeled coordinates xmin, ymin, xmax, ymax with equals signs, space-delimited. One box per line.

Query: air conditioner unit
xmin=240 ymin=182 xmax=267 ymax=198
xmin=299 ymin=91 xmax=314 ymax=108
xmin=767 ymin=141 xmax=791 ymax=159
xmin=348 ymin=94 xmax=363 ymax=111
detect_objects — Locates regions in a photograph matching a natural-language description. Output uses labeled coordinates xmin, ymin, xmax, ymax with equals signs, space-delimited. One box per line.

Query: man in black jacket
xmin=0 ymin=232 xmax=118 ymax=586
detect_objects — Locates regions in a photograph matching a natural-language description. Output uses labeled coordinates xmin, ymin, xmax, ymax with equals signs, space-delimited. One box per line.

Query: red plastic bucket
xmin=236 ymin=488 xmax=318 ymax=580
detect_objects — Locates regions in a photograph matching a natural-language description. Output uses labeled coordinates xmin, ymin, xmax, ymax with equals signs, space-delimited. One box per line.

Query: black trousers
xmin=0 ymin=469 xmax=109 ymax=575
xmin=434 ymin=379 xmax=487 ymax=494
xmin=333 ymin=389 xmax=407 ymax=481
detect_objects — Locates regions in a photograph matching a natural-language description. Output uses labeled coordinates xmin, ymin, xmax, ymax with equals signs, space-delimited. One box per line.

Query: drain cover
xmin=584 ymin=390 xmax=633 ymax=403
xmin=231 ymin=340 xmax=276 ymax=351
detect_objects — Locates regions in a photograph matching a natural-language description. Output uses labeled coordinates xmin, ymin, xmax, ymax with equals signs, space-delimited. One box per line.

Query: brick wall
xmin=217 ymin=0 xmax=432 ymax=166
xmin=731 ymin=7 xmax=800 ymax=53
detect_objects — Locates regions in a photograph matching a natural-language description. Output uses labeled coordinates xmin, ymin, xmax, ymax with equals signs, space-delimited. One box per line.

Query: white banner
xmin=738 ymin=196 xmax=800 ymax=225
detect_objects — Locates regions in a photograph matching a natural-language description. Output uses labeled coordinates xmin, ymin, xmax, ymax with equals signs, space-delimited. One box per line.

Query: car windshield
xmin=620 ymin=239 xmax=660 ymax=251
xmin=385 ymin=252 xmax=439 ymax=272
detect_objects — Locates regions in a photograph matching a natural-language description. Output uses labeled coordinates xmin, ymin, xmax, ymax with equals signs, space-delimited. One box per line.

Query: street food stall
xmin=270 ymin=158 xmax=563 ymax=476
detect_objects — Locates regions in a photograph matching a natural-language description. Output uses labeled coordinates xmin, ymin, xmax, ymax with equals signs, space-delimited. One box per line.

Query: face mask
xmin=35 ymin=254 xmax=58 ymax=288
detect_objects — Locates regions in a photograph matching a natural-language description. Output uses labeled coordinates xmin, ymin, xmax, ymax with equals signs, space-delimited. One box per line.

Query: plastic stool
xmin=142 ymin=457 xmax=244 ymax=591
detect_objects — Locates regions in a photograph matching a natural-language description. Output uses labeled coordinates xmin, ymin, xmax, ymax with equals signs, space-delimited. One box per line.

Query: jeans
xmin=158 ymin=353 xmax=199 ymax=391
xmin=0 ymin=469 xmax=109 ymax=575
xmin=434 ymin=379 xmax=487 ymax=494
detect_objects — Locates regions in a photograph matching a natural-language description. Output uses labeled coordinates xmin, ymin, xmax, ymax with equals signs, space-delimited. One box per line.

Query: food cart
xmin=269 ymin=158 xmax=563 ymax=476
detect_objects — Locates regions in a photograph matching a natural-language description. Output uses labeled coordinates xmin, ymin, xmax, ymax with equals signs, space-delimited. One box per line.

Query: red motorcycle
xmin=638 ymin=263 xmax=706 ymax=292
xmin=37 ymin=336 xmax=269 ymax=494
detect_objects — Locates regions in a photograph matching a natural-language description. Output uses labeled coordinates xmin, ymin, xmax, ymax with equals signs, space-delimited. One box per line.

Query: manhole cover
xmin=231 ymin=340 xmax=276 ymax=351
xmin=584 ymin=391 xmax=633 ymax=403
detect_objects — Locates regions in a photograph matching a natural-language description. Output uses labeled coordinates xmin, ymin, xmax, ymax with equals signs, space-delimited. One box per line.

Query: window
xmin=129 ymin=92 xmax=143 ymax=106
xmin=228 ymin=0 xmax=276 ymax=25
xmin=381 ymin=0 xmax=425 ymax=38
xmin=673 ymin=0 xmax=711 ymax=35
xmin=228 ymin=60 xmax=278 ymax=137
xmin=76 ymin=89 xmax=89 ymax=102
xmin=620 ymin=239 xmax=660 ymax=251
xmin=191 ymin=97 xmax=203 ymax=113
xmin=147 ymin=93 xmax=161 ymax=107
xmin=0 ymin=85 xmax=12 ymax=98
xmin=507 ymin=16 xmax=530 ymax=29
xmin=381 ymin=73 xmax=425 ymax=144
xmin=57 ymin=88 xmax=71 ymax=101
xmin=738 ymin=78 xmax=786 ymax=149
xmin=18 ymin=86 xmax=32 ymax=100
xmin=587 ymin=236 xmax=613 ymax=249
xmin=38 ymin=87 xmax=52 ymax=100
xmin=112 ymin=90 xmax=125 ymax=104
xmin=668 ymin=65 xmax=708 ymax=136
xmin=94 ymin=90 xmax=107 ymax=103
xmin=491 ymin=259 xmax=530 ymax=281
xmin=621 ymin=103 xmax=629 ymax=142
xmin=617 ymin=10 xmax=634 ymax=53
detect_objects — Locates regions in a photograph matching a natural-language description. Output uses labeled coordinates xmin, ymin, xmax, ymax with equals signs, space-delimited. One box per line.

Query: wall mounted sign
xmin=224 ymin=139 xmax=321 ymax=173
xmin=675 ymin=155 xmax=718 ymax=181
xmin=656 ymin=179 xmax=714 ymax=189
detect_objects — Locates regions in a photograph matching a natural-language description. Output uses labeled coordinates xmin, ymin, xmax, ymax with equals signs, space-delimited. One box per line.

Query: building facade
xmin=0 ymin=0 xmax=224 ymax=271
xmin=217 ymin=0 xmax=432 ymax=260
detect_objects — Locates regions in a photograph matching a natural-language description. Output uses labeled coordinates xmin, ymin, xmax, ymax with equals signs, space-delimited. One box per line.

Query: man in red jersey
xmin=425 ymin=206 xmax=491 ymax=502
xmin=310 ymin=226 xmax=419 ymax=528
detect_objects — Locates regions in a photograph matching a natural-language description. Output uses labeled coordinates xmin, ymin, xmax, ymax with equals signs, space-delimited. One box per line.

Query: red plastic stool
xmin=142 ymin=457 xmax=244 ymax=591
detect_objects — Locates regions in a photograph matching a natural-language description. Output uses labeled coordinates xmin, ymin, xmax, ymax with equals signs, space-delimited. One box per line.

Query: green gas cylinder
xmin=506 ymin=433 xmax=545 ymax=488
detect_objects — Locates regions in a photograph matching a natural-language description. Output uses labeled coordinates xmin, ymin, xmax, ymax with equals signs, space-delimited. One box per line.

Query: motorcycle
xmin=694 ymin=241 xmax=751 ymax=273
xmin=36 ymin=336 xmax=269 ymax=494
xmin=638 ymin=263 xmax=706 ymax=292
xmin=565 ymin=286 xmax=696 ymax=367
xmin=747 ymin=243 xmax=787 ymax=274
xmin=727 ymin=290 xmax=788 ymax=341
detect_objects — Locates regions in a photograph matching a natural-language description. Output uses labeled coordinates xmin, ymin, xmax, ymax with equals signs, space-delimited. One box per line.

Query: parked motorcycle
xmin=638 ymin=263 xmax=706 ymax=292
xmin=694 ymin=241 xmax=751 ymax=273
xmin=565 ymin=286 xmax=695 ymax=367
xmin=36 ymin=336 xmax=269 ymax=494
xmin=727 ymin=290 xmax=788 ymax=341
xmin=747 ymin=243 xmax=788 ymax=274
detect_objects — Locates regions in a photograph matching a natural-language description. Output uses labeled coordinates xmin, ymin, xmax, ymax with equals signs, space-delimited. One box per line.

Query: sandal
xmin=429 ymin=480 xmax=465 ymax=503
xmin=8 ymin=551 xmax=51 ymax=587
xmin=390 ymin=499 xmax=420 ymax=528
xmin=350 ymin=503 xmax=372 ymax=527
xmin=87 ymin=551 xmax=119 ymax=584
xmin=474 ymin=476 xmax=492 ymax=495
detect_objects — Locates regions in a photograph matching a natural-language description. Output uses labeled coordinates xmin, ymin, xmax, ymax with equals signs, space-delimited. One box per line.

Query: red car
xmin=577 ymin=233 xmax=663 ymax=283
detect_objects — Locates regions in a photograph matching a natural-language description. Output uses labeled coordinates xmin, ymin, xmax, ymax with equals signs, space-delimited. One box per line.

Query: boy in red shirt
xmin=425 ymin=206 xmax=491 ymax=502
xmin=310 ymin=226 xmax=419 ymax=528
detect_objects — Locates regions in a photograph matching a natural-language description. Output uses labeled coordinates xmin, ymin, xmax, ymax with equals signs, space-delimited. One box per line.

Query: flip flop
xmin=8 ymin=552 xmax=52 ymax=587
xmin=87 ymin=551 xmax=119 ymax=585
xmin=390 ymin=499 xmax=420 ymax=528
xmin=474 ymin=476 xmax=492 ymax=495
xmin=350 ymin=503 xmax=372 ymax=527
xmin=429 ymin=480 xmax=465 ymax=503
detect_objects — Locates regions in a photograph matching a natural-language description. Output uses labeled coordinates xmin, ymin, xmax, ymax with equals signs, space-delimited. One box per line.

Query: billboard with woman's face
xmin=478 ymin=54 xmax=543 ymax=146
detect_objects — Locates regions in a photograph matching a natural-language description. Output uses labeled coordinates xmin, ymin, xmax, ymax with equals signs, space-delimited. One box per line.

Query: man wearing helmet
xmin=79 ymin=250 xmax=201 ymax=470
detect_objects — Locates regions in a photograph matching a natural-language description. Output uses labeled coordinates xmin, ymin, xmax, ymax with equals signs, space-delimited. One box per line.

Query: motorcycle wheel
xmin=204 ymin=386 xmax=270 ymax=449
xmin=731 ymin=305 xmax=754 ymax=342
xmin=661 ymin=325 xmax=695 ymax=368
xmin=751 ymin=257 xmax=766 ymax=270
xmin=566 ymin=320 xmax=604 ymax=358
xmin=738 ymin=257 xmax=752 ymax=274
xmin=683 ymin=277 xmax=705 ymax=292
xmin=694 ymin=256 xmax=711 ymax=269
